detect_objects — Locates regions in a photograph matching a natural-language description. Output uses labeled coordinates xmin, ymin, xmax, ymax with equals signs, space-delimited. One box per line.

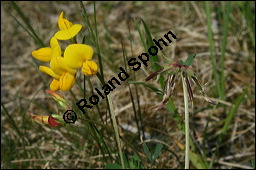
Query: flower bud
xmin=46 ymin=90 xmax=71 ymax=109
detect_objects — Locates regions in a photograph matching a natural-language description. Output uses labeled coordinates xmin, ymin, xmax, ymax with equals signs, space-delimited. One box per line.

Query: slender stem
xmin=106 ymin=95 xmax=125 ymax=169
xmin=181 ymin=73 xmax=190 ymax=169
xmin=205 ymin=1 xmax=222 ymax=98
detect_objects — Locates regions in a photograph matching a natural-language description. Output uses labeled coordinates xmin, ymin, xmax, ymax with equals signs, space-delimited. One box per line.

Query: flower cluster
xmin=146 ymin=57 xmax=216 ymax=111
xmin=32 ymin=11 xmax=98 ymax=91
xmin=30 ymin=90 xmax=71 ymax=128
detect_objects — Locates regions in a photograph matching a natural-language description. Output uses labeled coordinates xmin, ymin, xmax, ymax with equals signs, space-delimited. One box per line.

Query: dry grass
xmin=1 ymin=1 xmax=255 ymax=169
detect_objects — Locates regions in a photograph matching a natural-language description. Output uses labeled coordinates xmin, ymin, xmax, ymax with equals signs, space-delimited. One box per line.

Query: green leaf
xmin=152 ymin=143 xmax=163 ymax=162
xmin=132 ymin=153 xmax=140 ymax=161
xmin=141 ymin=18 xmax=162 ymax=72
xmin=143 ymin=143 xmax=152 ymax=162
xmin=178 ymin=60 xmax=184 ymax=65
xmin=134 ymin=19 xmax=147 ymax=52
xmin=131 ymin=154 xmax=144 ymax=169
xmin=141 ymin=19 xmax=154 ymax=47
xmin=251 ymin=160 xmax=255 ymax=169
xmin=190 ymin=151 xmax=208 ymax=169
xmin=121 ymin=152 xmax=129 ymax=168
xmin=129 ymin=161 xmax=136 ymax=169
xmin=184 ymin=54 xmax=196 ymax=66
xmin=105 ymin=163 xmax=123 ymax=169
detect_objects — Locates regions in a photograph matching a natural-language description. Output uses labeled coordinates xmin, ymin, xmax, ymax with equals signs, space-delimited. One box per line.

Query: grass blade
xmin=220 ymin=2 xmax=231 ymax=100
xmin=205 ymin=1 xmax=222 ymax=99
xmin=1 ymin=103 xmax=22 ymax=138
xmin=9 ymin=1 xmax=44 ymax=47
xmin=209 ymin=89 xmax=248 ymax=168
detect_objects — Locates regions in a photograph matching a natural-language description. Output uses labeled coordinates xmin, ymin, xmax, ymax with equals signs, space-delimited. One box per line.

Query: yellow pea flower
xmin=50 ymin=56 xmax=77 ymax=91
xmin=63 ymin=44 xmax=98 ymax=76
xmin=82 ymin=60 xmax=98 ymax=76
xmin=50 ymin=56 xmax=77 ymax=75
xmin=54 ymin=11 xmax=82 ymax=40
xmin=59 ymin=72 xmax=76 ymax=91
xmin=39 ymin=56 xmax=77 ymax=91
xmin=64 ymin=44 xmax=94 ymax=68
xmin=32 ymin=37 xmax=61 ymax=62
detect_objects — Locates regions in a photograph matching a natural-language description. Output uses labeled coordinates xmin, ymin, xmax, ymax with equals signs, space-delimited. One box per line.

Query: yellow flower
xmin=59 ymin=72 xmax=76 ymax=91
xmin=63 ymin=44 xmax=98 ymax=76
xmin=64 ymin=44 xmax=94 ymax=68
xmin=39 ymin=56 xmax=77 ymax=91
xmin=39 ymin=66 xmax=60 ymax=80
xmin=50 ymin=79 xmax=60 ymax=91
xmin=82 ymin=60 xmax=98 ymax=76
xmin=39 ymin=66 xmax=61 ymax=91
xmin=50 ymin=56 xmax=77 ymax=75
xmin=32 ymin=37 xmax=61 ymax=62
xmin=54 ymin=11 xmax=82 ymax=40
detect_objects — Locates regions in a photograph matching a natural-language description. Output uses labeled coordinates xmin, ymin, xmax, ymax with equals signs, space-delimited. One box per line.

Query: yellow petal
xmin=82 ymin=60 xmax=98 ymax=76
xmin=52 ymin=45 xmax=62 ymax=58
xmin=54 ymin=24 xmax=82 ymax=40
xmin=32 ymin=47 xmax=52 ymax=62
xmin=59 ymin=72 xmax=76 ymax=91
xmin=50 ymin=37 xmax=59 ymax=48
xmin=39 ymin=66 xmax=61 ymax=80
xmin=58 ymin=11 xmax=73 ymax=30
xmin=64 ymin=44 xmax=94 ymax=69
xmin=50 ymin=79 xmax=60 ymax=91
xmin=50 ymin=37 xmax=62 ymax=58
xmin=50 ymin=56 xmax=77 ymax=75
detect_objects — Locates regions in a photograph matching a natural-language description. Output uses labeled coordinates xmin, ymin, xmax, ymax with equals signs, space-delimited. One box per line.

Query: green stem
xmin=181 ymin=73 xmax=190 ymax=169
xmin=205 ymin=1 xmax=222 ymax=98
xmin=96 ymin=71 xmax=124 ymax=168
xmin=106 ymin=95 xmax=125 ymax=168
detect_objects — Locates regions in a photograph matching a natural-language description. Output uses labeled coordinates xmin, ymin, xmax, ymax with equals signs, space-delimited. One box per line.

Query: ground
xmin=1 ymin=1 xmax=255 ymax=169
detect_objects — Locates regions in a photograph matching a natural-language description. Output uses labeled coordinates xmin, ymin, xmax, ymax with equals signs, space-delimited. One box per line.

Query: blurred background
xmin=1 ymin=1 xmax=255 ymax=169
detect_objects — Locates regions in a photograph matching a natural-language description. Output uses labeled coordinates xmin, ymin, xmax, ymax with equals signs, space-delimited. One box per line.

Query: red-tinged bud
xmin=146 ymin=56 xmax=217 ymax=110
xmin=170 ymin=74 xmax=176 ymax=87
xmin=154 ymin=75 xmax=176 ymax=112
xmin=185 ymin=75 xmax=193 ymax=101
xmin=30 ymin=112 xmax=62 ymax=128
xmin=46 ymin=90 xmax=71 ymax=109
xmin=145 ymin=67 xmax=164 ymax=81
xmin=48 ymin=115 xmax=62 ymax=128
